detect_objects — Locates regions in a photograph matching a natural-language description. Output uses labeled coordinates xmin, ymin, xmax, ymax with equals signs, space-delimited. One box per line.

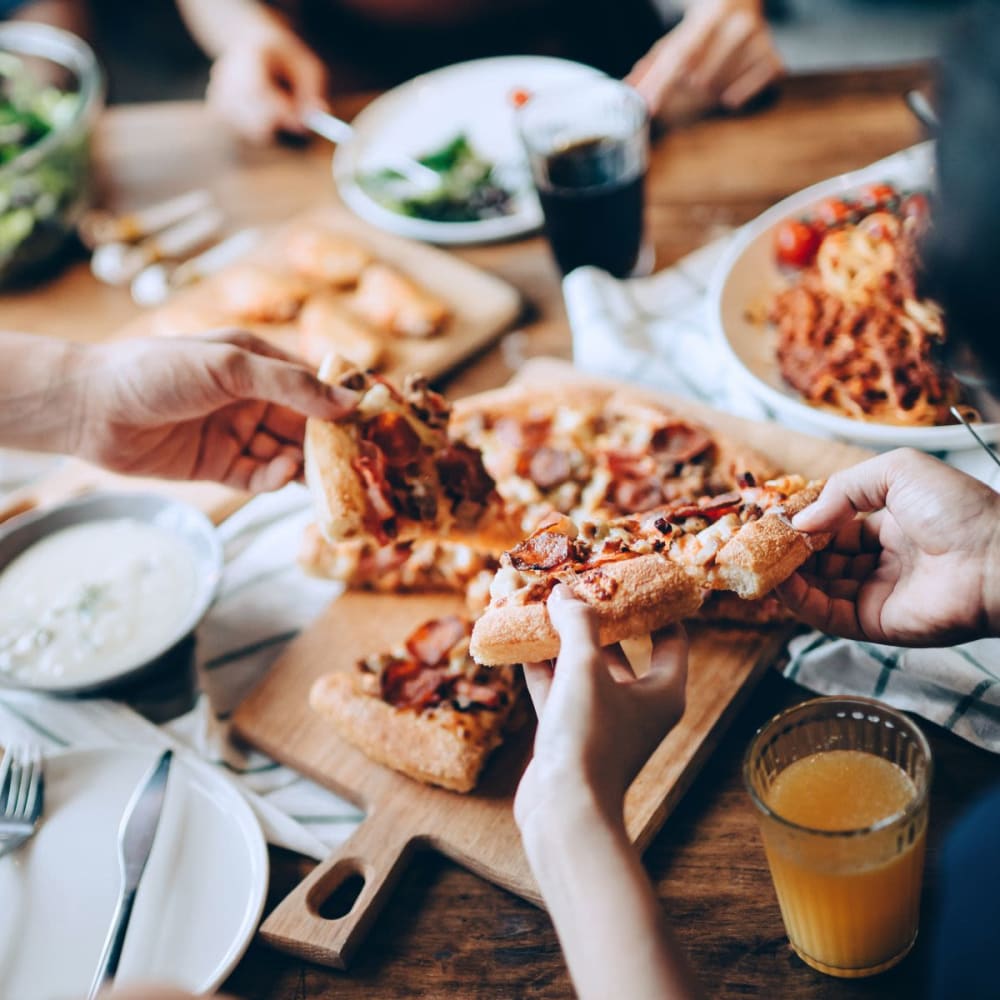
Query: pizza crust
xmin=712 ymin=482 xmax=829 ymax=599
xmin=305 ymin=416 xmax=368 ymax=542
xmin=309 ymin=672 xmax=508 ymax=793
xmin=470 ymin=553 xmax=704 ymax=665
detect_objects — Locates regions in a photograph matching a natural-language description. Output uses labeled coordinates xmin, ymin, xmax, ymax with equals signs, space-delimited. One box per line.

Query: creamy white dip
xmin=0 ymin=519 xmax=200 ymax=687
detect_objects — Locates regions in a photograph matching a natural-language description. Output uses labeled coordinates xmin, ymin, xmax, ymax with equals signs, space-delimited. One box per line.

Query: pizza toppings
xmin=359 ymin=615 xmax=514 ymax=713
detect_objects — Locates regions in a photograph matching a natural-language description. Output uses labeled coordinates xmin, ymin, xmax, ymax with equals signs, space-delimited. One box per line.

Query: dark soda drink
xmin=517 ymin=79 xmax=649 ymax=278
xmin=537 ymin=136 xmax=645 ymax=277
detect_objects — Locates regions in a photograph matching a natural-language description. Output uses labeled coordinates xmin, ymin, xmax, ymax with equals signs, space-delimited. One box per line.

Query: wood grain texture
xmin=9 ymin=65 xmax=972 ymax=997
xmin=231 ymin=360 xmax=873 ymax=967
xmin=115 ymin=203 xmax=522 ymax=383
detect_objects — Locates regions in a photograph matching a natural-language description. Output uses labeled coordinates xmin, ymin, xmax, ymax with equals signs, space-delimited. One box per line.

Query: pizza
xmin=450 ymin=382 xmax=779 ymax=533
xmin=470 ymin=475 xmax=827 ymax=665
xmin=298 ymin=527 xmax=497 ymax=613
xmin=350 ymin=263 xmax=450 ymax=338
xmin=305 ymin=359 xmax=514 ymax=547
xmin=309 ymin=615 xmax=521 ymax=792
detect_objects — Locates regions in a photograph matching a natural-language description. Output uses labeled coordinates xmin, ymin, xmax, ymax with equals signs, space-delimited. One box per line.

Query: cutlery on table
xmin=0 ymin=743 xmax=44 ymax=859
xmin=302 ymin=107 xmax=442 ymax=192
xmin=905 ymin=89 xmax=939 ymax=132
xmin=950 ymin=405 xmax=1000 ymax=470
xmin=87 ymin=749 xmax=173 ymax=1000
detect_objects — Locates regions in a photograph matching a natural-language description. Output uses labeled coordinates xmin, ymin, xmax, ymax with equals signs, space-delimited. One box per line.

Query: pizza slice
xmin=298 ymin=527 xmax=498 ymax=613
xmin=470 ymin=475 xmax=827 ymax=665
xmin=305 ymin=359 xmax=516 ymax=547
xmin=450 ymin=382 xmax=779 ymax=531
xmin=309 ymin=615 xmax=521 ymax=792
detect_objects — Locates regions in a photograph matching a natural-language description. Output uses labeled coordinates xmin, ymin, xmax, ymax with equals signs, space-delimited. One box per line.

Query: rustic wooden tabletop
xmin=10 ymin=62 xmax=997 ymax=999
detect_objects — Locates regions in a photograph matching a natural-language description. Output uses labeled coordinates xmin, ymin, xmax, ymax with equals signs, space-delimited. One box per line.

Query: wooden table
xmin=9 ymin=65 xmax=1000 ymax=998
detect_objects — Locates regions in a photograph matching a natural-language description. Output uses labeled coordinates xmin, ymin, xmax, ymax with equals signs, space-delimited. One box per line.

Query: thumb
xmin=792 ymin=449 xmax=922 ymax=533
xmin=219 ymin=351 xmax=359 ymax=420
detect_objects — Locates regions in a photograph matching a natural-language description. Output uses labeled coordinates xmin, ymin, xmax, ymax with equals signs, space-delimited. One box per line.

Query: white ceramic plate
xmin=0 ymin=746 xmax=267 ymax=998
xmin=709 ymin=141 xmax=1000 ymax=450
xmin=334 ymin=55 xmax=606 ymax=245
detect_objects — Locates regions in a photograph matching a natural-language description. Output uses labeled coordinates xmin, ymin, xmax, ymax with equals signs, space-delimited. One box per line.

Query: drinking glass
xmin=744 ymin=696 xmax=932 ymax=978
xmin=515 ymin=78 xmax=649 ymax=278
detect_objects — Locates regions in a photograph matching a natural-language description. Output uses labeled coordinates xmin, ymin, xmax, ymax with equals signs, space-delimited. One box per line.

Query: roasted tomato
xmin=859 ymin=182 xmax=899 ymax=207
xmin=900 ymin=191 xmax=930 ymax=226
xmin=814 ymin=197 xmax=855 ymax=228
xmin=774 ymin=219 xmax=822 ymax=269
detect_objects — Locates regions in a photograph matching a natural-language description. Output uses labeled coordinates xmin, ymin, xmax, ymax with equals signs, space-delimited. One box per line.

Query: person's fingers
xmin=720 ymin=47 xmax=783 ymax=108
xmin=603 ymin=644 xmax=636 ymax=684
xmin=792 ymin=449 xmax=932 ymax=534
xmin=689 ymin=10 xmax=757 ymax=95
xmin=547 ymin=584 xmax=600 ymax=655
xmin=286 ymin=50 xmax=329 ymax=114
xmin=213 ymin=348 xmax=359 ymax=420
xmin=245 ymin=430 xmax=282 ymax=461
xmin=640 ymin=624 xmax=688 ymax=705
xmin=630 ymin=16 xmax=719 ymax=113
xmin=258 ymin=404 xmax=308 ymax=446
xmin=200 ymin=329 xmax=305 ymax=364
xmin=522 ymin=660 xmax=554 ymax=714
xmin=249 ymin=452 xmax=302 ymax=493
xmin=774 ymin=572 xmax=867 ymax=639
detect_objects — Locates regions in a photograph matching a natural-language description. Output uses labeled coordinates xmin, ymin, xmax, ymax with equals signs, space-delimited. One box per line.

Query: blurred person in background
xmin=0 ymin=0 xmax=86 ymax=34
xmin=175 ymin=0 xmax=782 ymax=143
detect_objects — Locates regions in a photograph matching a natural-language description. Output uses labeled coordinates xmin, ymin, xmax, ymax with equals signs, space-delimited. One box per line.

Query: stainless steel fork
xmin=0 ymin=744 xmax=44 ymax=859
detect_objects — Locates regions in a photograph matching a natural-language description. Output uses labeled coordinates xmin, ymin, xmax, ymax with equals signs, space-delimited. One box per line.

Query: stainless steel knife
xmin=87 ymin=749 xmax=173 ymax=1000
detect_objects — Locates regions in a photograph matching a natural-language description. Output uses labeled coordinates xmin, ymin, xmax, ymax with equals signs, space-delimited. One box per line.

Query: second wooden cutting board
xmin=232 ymin=359 xmax=873 ymax=970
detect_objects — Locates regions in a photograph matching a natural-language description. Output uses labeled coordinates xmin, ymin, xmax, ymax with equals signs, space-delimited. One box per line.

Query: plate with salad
xmin=333 ymin=56 xmax=605 ymax=245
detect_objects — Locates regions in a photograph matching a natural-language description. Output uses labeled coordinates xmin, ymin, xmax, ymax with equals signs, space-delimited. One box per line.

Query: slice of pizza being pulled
xmin=470 ymin=475 xmax=829 ymax=666
xmin=305 ymin=358 xmax=519 ymax=549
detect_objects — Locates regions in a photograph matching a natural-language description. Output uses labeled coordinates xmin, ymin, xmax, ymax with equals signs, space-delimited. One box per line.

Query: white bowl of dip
xmin=0 ymin=493 xmax=222 ymax=694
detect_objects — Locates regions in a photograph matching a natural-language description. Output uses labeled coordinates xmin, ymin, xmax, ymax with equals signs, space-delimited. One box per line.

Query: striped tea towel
xmin=0 ymin=483 xmax=362 ymax=860
xmin=562 ymin=152 xmax=1000 ymax=752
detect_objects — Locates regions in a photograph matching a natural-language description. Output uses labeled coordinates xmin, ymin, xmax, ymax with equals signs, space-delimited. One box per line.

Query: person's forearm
xmin=12 ymin=0 xmax=89 ymax=37
xmin=176 ymin=0 xmax=290 ymax=58
xmin=520 ymin=789 xmax=701 ymax=1000
xmin=986 ymin=521 xmax=1000 ymax=638
xmin=0 ymin=333 xmax=89 ymax=456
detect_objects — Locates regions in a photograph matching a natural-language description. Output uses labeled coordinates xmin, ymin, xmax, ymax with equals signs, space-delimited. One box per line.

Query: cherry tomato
xmin=815 ymin=197 xmax=855 ymax=227
xmin=859 ymin=182 xmax=899 ymax=207
xmin=901 ymin=191 xmax=930 ymax=226
xmin=774 ymin=219 xmax=822 ymax=269
xmin=509 ymin=87 xmax=532 ymax=108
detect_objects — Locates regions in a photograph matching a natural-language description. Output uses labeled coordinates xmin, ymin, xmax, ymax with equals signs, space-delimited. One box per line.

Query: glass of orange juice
xmin=744 ymin=696 xmax=932 ymax=978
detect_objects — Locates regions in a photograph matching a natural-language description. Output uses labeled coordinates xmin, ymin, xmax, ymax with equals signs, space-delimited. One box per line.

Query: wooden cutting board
xmin=115 ymin=202 xmax=523 ymax=383
xmin=230 ymin=359 xmax=873 ymax=970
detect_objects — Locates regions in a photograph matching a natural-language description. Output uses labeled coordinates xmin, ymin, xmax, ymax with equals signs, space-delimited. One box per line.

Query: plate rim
xmin=332 ymin=54 xmax=607 ymax=245
xmin=708 ymin=141 xmax=1000 ymax=449
xmin=36 ymin=743 xmax=269 ymax=994
xmin=0 ymin=492 xmax=223 ymax=694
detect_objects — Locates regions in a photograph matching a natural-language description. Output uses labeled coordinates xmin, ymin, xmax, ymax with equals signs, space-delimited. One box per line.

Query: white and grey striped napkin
xmin=563 ymin=166 xmax=1000 ymax=753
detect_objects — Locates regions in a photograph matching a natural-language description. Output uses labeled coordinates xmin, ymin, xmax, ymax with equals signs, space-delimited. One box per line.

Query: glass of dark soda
xmin=516 ymin=78 xmax=649 ymax=278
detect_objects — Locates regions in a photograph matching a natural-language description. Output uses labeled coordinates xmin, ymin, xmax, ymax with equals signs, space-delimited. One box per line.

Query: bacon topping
xmin=650 ymin=423 xmax=714 ymax=465
xmin=612 ymin=477 xmax=664 ymax=513
xmin=381 ymin=660 xmax=451 ymax=709
xmin=528 ymin=446 xmax=572 ymax=489
xmin=437 ymin=442 xmax=496 ymax=507
xmin=660 ymin=491 xmax=742 ymax=524
xmin=367 ymin=411 xmax=422 ymax=466
xmin=406 ymin=614 xmax=469 ymax=667
xmin=508 ymin=528 xmax=576 ymax=571
xmin=354 ymin=443 xmax=397 ymax=527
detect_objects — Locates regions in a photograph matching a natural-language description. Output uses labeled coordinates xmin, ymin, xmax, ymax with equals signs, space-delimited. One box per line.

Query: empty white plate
xmin=333 ymin=55 xmax=606 ymax=245
xmin=0 ymin=746 xmax=267 ymax=998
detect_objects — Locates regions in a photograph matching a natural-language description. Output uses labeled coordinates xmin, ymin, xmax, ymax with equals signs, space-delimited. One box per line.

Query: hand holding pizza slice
xmin=470 ymin=475 xmax=830 ymax=665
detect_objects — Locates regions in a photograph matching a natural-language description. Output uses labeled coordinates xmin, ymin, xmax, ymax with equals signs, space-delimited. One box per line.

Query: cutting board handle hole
xmin=310 ymin=864 xmax=367 ymax=921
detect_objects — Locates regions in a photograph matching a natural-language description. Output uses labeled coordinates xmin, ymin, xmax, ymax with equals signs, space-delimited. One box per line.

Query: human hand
xmin=514 ymin=586 xmax=688 ymax=832
xmin=206 ymin=21 xmax=328 ymax=143
xmin=72 ymin=331 xmax=357 ymax=492
xmin=627 ymin=0 xmax=782 ymax=122
xmin=778 ymin=448 xmax=1000 ymax=645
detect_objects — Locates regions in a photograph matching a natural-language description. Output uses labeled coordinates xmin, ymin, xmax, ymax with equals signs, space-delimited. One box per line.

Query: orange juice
xmin=760 ymin=750 xmax=927 ymax=977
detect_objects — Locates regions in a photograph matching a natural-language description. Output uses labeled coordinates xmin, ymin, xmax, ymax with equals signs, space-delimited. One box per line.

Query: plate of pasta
xmin=710 ymin=142 xmax=1000 ymax=449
